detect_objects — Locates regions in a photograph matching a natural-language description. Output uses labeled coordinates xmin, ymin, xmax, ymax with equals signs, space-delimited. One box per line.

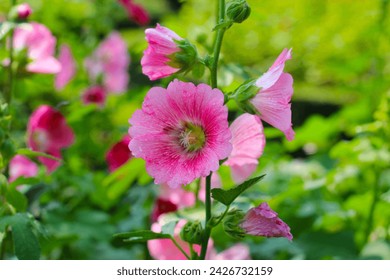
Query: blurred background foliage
xmin=1 ymin=0 xmax=390 ymax=259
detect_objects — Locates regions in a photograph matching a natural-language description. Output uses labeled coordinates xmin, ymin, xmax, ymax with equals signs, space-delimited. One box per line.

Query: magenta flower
xmin=105 ymin=135 xmax=132 ymax=172
xmin=241 ymin=202 xmax=293 ymax=240
xmin=129 ymin=80 xmax=232 ymax=188
xmin=250 ymin=48 xmax=295 ymax=141
xmin=82 ymin=86 xmax=107 ymax=107
xmin=8 ymin=155 xmax=38 ymax=183
xmin=16 ymin=3 xmax=32 ymax=19
xmin=55 ymin=44 xmax=76 ymax=90
xmin=84 ymin=32 xmax=130 ymax=94
xmin=27 ymin=105 xmax=75 ymax=173
xmin=13 ymin=22 xmax=61 ymax=74
xmin=118 ymin=0 xmax=150 ymax=25
xmin=141 ymin=24 xmax=184 ymax=80
xmin=223 ymin=113 xmax=265 ymax=183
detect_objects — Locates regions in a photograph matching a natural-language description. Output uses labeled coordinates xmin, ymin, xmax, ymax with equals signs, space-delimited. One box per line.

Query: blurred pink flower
xmin=16 ymin=3 xmax=32 ymax=19
xmin=27 ymin=105 xmax=74 ymax=173
xmin=55 ymin=44 xmax=76 ymax=90
xmin=129 ymin=80 xmax=232 ymax=188
xmin=250 ymin=48 xmax=295 ymax=141
xmin=148 ymin=218 xmax=250 ymax=260
xmin=118 ymin=0 xmax=150 ymax=25
xmin=152 ymin=184 xmax=196 ymax=222
xmin=241 ymin=202 xmax=293 ymax=240
xmin=8 ymin=155 xmax=38 ymax=183
xmin=141 ymin=24 xmax=183 ymax=80
xmin=208 ymin=243 xmax=251 ymax=260
xmin=82 ymin=85 xmax=107 ymax=107
xmin=105 ymin=135 xmax=132 ymax=172
xmin=223 ymin=113 xmax=265 ymax=183
xmin=84 ymin=32 xmax=130 ymax=94
xmin=13 ymin=22 xmax=61 ymax=74
xmin=148 ymin=219 xmax=210 ymax=260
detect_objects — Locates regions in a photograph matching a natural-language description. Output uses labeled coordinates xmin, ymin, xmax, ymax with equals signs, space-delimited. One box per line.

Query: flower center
xmin=32 ymin=129 xmax=49 ymax=151
xmin=178 ymin=123 xmax=206 ymax=152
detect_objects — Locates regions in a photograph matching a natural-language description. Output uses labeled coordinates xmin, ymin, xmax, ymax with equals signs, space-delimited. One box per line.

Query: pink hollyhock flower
xmin=240 ymin=202 xmax=293 ymax=240
xmin=105 ymin=135 xmax=132 ymax=172
xmin=209 ymin=243 xmax=251 ymax=260
xmin=118 ymin=0 xmax=150 ymax=25
xmin=55 ymin=44 xmax=76 ymax=90
xmin=27 ymin=105 xmax=74 ymax=173
xmin=250 ymin=48 xmax=295 ymax=141
xmin=82 ymin=86 xmax=107 ymax=107
xmin=8 ymin=155 xmax=38 ymax=183
xmin=129 ymin=80 xmax=232 ymax=188
xmin=13 ymin=22 xmax=61 ymax=74
xmin=16 ymin=3 xmax=32 ymax=19
xmin=223 ymin=113 xmax=265 ymax=183
xmin=84 ymin=32 xmax=130 ymax=94
xmin=141 ymin=24 xmax=184 ymax=81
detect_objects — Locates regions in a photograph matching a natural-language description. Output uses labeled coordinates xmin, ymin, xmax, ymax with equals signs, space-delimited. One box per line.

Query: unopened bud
xmin=180 ymin=220 xmax=203 ymax=245
xmin=227 ymin=0 xmax=251 ymax=23
xmin=17 ymin=3 xmax=32 ymax=19
xmin=223 ymin=208 xmax=246 ymax=239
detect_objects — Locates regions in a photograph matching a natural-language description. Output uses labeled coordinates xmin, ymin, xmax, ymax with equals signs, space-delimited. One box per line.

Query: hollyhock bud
xmin=227 ymin=0 xmax=251 ymax=23
xmin=180 ymin=220 xmax=203 ymax=245
xmin=240 ymin=202 xmax=293 ymax=240
xmin=118 ymin=0 xmax=150 ymax=25
xmin=141 ymin=24 xmax=199 ymax=81
xmin=17 ymin=3 xmax=32 ymax=19
xmin=105 ymin=135 xmax=132 ymax=172
xmin=223 ymin=208 xmax=246 ymax=239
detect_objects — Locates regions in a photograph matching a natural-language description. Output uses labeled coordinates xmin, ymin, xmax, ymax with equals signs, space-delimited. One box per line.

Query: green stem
xmin=210 ymin=0 xmax=226 ymax=89
xmin=170 ymin=237 xmax=190 ymax=260
xmin=213 ymin=205 xmax=230 ymax=227
xmin=199 ymin=173 xmax=212 ymax=260
xmin=199 ymin=0 xmax=226 ymax=261
xmin=364 ymin=178 xmax=379 ymax=245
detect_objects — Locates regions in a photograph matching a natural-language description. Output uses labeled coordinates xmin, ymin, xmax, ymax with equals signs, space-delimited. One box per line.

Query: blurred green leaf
xmin=17 ymin=148 xmax=62 ymax=162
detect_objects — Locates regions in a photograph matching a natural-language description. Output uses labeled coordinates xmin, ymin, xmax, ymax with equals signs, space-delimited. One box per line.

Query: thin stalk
xmin=170 ymin=237 xmax=190 ymax=260
xmin=210 ymin=0 xmax=226 ymax=89
xmin=364 ymin=179 xmax=379 ymax=245
xmin=199 ymin=173 xmax=211 ymax=259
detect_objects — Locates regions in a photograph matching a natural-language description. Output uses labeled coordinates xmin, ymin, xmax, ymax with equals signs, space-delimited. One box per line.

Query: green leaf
xmin=211 ymin=174 xmax=266 ymax=206
xmin=17 ymin=148 xmax=62 ymax=162
xmin=9 ymin=176 xmax=40 ymax=189
xmin=0 ymin=214 xmax=41 ymax=260
xmin=114 ymin=230 xmax=171 ymax=243
xmin=0 ymin=22 xmax=15 ymax=41
xmin=5 ymin=188 xmax=27 ymax=212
